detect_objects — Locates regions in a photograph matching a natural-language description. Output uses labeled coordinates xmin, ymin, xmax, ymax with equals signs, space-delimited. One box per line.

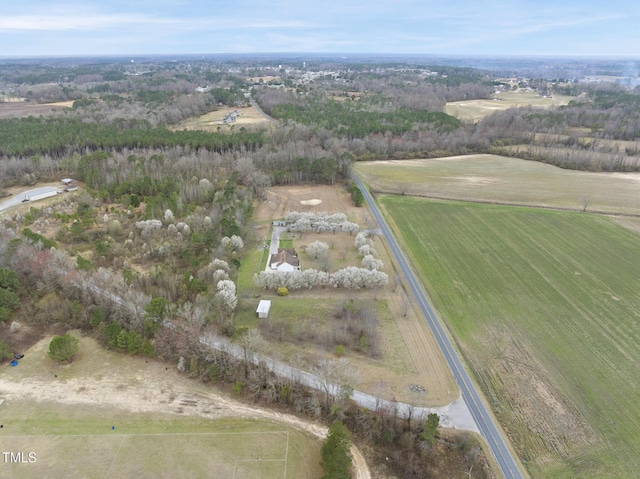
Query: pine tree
xmin=320 ymin=421 xmax=352 ymax=479
xmin=116 ymin=329 xmax=129 ymax=350
xmin=48 ymin=333 xmax=79 ymax=363
xmin=127 ymin=331 xmax=143 ymax=354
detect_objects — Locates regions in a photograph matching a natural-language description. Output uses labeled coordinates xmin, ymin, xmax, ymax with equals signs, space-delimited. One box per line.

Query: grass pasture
xmin=355 ymin=154 xmax=640 ymax=215
xmin=445 ymin=91 xmax=573 ymax=122
xmin=235 ymin=293 xmax=431 ymax=404
xmin=0 ymin=335 xmax=323 ymax=479
xmin=380 ymin=196 xmax=640 ymax=478
xmin=0 ymin=402 xmax=310 ymax=479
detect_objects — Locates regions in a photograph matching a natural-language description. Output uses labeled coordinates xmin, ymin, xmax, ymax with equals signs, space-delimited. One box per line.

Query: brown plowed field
xmin=0 ymin=100 xmax=73 ymax=119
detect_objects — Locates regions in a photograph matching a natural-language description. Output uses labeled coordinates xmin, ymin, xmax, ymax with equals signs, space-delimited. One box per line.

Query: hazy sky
xmin=1 ymin=0 xmax=638 ymax=57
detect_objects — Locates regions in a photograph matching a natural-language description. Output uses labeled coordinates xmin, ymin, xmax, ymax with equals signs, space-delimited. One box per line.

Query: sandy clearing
xmin=255 ymin=185 xmax=357 ymax=223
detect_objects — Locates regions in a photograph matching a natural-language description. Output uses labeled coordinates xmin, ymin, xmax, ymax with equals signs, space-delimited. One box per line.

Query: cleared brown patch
xmin=0 ymin=334 xmax=371 ymax=479
xmin=474 ymin=327 xmax=597 ymax=462
xmin=255 ymin=185 xmax=362 ymax=224
xmin=0 ymin=100 xmax=73 ymax=119
xmin=174 ymin=105 xmax=270 ymax=132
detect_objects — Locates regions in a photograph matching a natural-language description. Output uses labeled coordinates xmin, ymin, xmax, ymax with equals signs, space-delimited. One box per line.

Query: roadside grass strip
xmin=380 ymin=195 xmax=640 ymax=479
xmin=0 ymin=431 xmax=290 ymax=479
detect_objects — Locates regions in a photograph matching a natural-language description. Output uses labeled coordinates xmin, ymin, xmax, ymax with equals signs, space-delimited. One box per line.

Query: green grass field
xmin=0 ymin=335 xmax=323 ymax=479
xmin=380 ymin=196 xmax=640 ymax=478
xmin=355 ymin=155 xmax=640 ymax=215
xmin=0 ymin=398 xmax=320 ymax=479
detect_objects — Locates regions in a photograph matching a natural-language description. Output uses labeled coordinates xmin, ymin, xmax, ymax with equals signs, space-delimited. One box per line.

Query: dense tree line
xmin=0 ymin=267 xmax=20 ymax=323
xmin=0 ymin=117 xmax=265 ymax=158
xmin=472 ymin=84 xmax=640 ymax=171
xmin=270 ymin=97 xmax=459 ymax=138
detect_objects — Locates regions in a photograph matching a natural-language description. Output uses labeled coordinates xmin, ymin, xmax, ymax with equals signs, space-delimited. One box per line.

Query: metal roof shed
xmin=256 ymin=300 xmax=271 ymax=319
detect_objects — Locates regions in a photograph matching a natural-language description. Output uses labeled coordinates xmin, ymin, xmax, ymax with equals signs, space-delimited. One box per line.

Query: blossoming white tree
xmin=306 ymin=240 xmax=329 ymax=259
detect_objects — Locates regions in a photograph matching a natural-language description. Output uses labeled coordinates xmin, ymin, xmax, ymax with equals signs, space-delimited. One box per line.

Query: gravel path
xmin=200 ymin=334 xmax=479 ymax=432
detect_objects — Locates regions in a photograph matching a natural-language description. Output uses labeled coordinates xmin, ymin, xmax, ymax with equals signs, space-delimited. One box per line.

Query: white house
xmin=269 ymin=248 xmax=300 ymax=272
xmin=256 ymin=300 xmax=271 ymax=319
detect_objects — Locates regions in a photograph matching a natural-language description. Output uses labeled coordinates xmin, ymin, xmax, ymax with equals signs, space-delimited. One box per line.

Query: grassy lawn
xmin=0 ymin=335 xmax=323 ymax=479
xmin=380 ymin=195 xmax=640 ymax=478
xmin=355 ymin=154 xmax=640 ymax=215
xmin=0 ymin=402 xmax=319 ymax=479
xmin=237 ymin=243 xmax=267 ymax=298
xmin=235 ymin=295 xmax=335 ymax=330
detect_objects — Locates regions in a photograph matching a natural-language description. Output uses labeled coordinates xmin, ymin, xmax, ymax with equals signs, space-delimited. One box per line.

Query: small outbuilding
xmin=256 ymin=300 xmax=271 ymax=319
xmin=61 ymin=178 xmax=78 ymax=191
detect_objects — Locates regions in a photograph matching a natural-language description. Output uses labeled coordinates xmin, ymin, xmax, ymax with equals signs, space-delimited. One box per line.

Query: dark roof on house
xmin=270 ymin=248 xmax=299 ymax=268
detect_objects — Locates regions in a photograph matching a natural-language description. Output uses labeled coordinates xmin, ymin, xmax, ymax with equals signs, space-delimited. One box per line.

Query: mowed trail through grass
xmin=380 ymin=196 xmax=640 ymax=478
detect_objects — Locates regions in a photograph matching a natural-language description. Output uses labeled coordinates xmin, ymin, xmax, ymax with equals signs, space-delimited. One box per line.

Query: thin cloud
xmin=0 ymin=14 xmax=175 ymax=31
xmin=0 ymin=13 xmax=321 ymax=32
xmin=0 ymin=0 xmax=639 ymax=56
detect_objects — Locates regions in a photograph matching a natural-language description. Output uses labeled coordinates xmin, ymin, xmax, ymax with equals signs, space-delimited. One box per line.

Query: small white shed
xmin=256 ymin=300 xmax=271 ymax=319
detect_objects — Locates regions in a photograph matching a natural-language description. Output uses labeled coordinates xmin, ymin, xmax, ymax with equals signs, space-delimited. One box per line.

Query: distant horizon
xmin=2 ymin=1 xmax=639 ymax=58
xmin=2 ymin=52 xmax=640 ymax=61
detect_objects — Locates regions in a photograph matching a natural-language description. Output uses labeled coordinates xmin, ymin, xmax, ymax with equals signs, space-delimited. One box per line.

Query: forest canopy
xmin=0 ymin=117 xmax=265 ymax=157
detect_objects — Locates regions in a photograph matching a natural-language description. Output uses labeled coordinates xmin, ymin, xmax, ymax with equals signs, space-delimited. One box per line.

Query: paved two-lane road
xmin=354 ymin=175 xmax=524 ymax=479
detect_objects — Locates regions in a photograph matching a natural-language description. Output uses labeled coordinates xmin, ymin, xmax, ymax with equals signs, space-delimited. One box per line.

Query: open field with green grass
xmin=380 ymin=195 xmax=640 ymax=478
xmin=0 ymin=335 xmax=323 ymax=479
xmin=355 ymin=155 xmax=640 ymax=215
xmin=445 ymin=91 xmax=573 ymax=122
xmin=0 ymin=404 xmax=308 ymax=479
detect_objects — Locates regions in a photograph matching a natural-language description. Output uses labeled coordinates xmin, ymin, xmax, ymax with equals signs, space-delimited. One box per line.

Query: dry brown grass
xmin=445 ymin=91 xmax=573 ymax=122
xmin=355 ymin=154 xmax=640 ymax=215
xmin=174 ymin=105 xmax=271 ymax=132
xmin=0 ymin=334 xmax=329 ymax=479
xmin=0 ymin=100 xmax=73 ymax=119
